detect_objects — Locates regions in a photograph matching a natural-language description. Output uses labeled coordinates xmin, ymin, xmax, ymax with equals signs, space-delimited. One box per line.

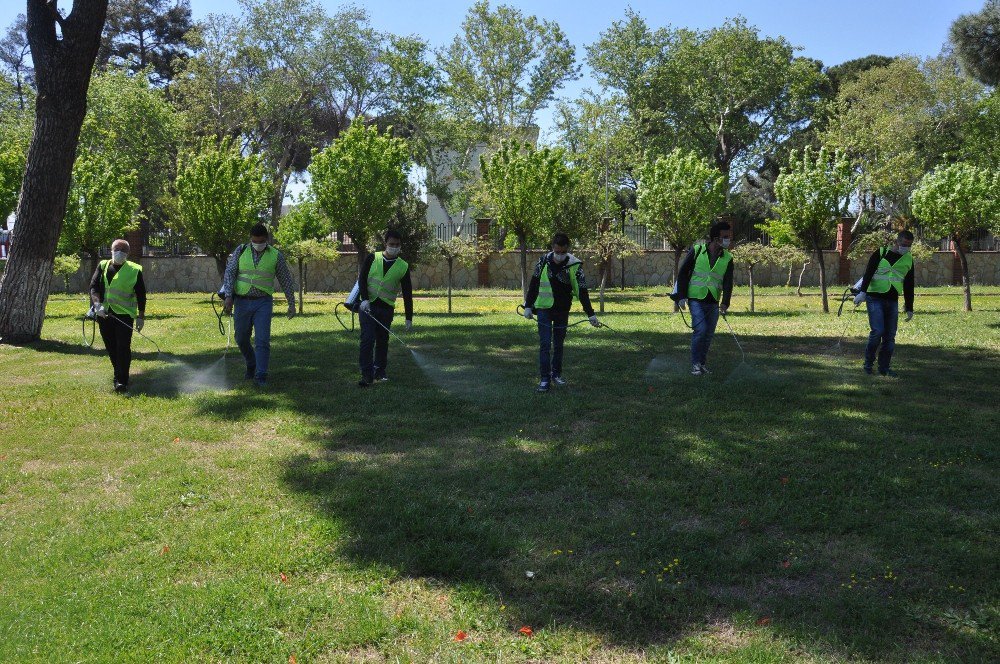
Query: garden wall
xmin=46 ymin=250 xmax=1000 ymax=295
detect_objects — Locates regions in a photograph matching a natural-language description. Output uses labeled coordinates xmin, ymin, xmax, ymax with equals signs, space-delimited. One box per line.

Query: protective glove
xmin=905 ymin=310 xmax=913 ymax=322
xmin=720 ymin=305 xmax=728 ymax=315
xmin=853 ymin=292 xmax=866 ymax=306
xmin=589 ymin=315 xmax=601 ymax=327
xmin=678 ymin=298 xmax=687 ymax=310
xmin=287 ymin=302 xmax=296 ymax=320
xmin=405 ymin=319 xmax=413 ymax=332
xmin=135 ymin=316 xmax=144 ymax=332
xmin=223 ymin=297 xmax=234 ymax=316
xmin=523 ymin=306 xmax=533 ymax=320
xmin=359 ymin=299 xmax=371 ymax=314
xmin=95 ymin=304 xmax=109 ymax=319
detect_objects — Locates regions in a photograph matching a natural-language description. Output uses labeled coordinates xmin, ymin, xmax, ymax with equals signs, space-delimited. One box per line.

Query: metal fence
xmin=433 ymin=220 xmax=479 ymax=241
xmin=147 ymin=229 xmax=202 ymax=256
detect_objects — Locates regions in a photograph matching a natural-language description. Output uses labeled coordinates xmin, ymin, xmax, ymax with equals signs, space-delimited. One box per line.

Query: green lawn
xmin=2 ymin=287 xmax=998 ymax=662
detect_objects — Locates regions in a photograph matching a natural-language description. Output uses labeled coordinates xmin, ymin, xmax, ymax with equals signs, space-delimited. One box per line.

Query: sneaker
xmin=863 ymin=365 xmax=873 ymax=375
xmin=253 ymin=376 xmax=268 ymax=388
xmin=113 ymin=381 xmax=127 ymax=393
xmin=691 ymin=364 xmax=704 ymax=376
xmin=878 ymin=369 xmax=898 ymax=378
xmin=552 ymin=375 xmax=567 ymax=386
xmin=536 ymin=380 xmax=550 ymax=393
xmin=374 ymin=373 xmax=389 ymax=382
xmin=244 ymin=366 xmax=256 ymax=380
xmin=698 ymin=364 xmax=712 ymax=374
xmin=358 ymin=376 xmax=373 ymax=388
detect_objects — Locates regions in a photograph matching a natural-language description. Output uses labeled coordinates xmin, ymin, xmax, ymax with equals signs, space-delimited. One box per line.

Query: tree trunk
xmin=447 ymin=258 xmax=453 ymax=314
xmin=786 ymin=264 xmax=793 ymax=288
xmin=815 ymin=244 xmax=829 ymax=313
xmin=518 ymin=232 xmax=528 ymax=302
xmin=955 ymin=236 xmax=972 ymax=312
xmin=797 ymin=261 xmax=809 ymax=297
xmin=599 ymin=260 xmax=607 ymax=314
xmin=748 ymin=265 xmax=755 ymax=313
xmin=0 ymin=0 xmax=110 ymax=343
xmin=297 ymin=257 xmax=304 ymax=313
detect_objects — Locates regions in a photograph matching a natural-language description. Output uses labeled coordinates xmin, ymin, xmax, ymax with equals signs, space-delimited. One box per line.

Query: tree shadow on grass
xmin=134 ymin=321 xmax=999 ymax=659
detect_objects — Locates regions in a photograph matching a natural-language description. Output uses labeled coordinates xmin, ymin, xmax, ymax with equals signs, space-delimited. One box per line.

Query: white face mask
xmin=896 ymin=245 xmax=911 ymax=254
xmin=552 ymin=251 xmax=568 ymax=263
xmin=384 ymin=246 xmax=401 ymax=258
xmin=112 ymin=250 xmax=128 ymax=265
xmin=720 ymin=238 xmax=731 ymax=249
xmin=251 ymin=241 xmax=267 ymax=252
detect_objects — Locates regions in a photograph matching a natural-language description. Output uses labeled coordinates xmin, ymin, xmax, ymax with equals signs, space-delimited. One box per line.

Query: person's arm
xmin=903 ymin=262 xmax=914 ymax=312
xmin=524 ymin=257 xmax=543 ymax=308
xmin=221 ymin=246 xmax=242 ymax=298
xmin=575 ymin=265 xmax=595 ymax=317
xmin=401 ymin=267 xmax=413 ymax=321
xmin=721 ymin=259 xmax=734 ymax=310
xmin=89 ymin=263 xmax=104 ymax=305
xmin=676 ymin=248 xmax=696 ymax=299
xmin=858 ymin=250 xmax=881 ymax=293
xmin=358 ymin=253 xmax=375 ymax=301
xmin=274 ymin=251 xmax=296 ymax=306
xmin=135 ymin=270 xmax=146 ymax=317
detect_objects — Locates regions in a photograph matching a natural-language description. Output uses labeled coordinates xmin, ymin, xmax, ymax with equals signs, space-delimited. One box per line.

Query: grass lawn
xmin=2 ymin=286 xmax=998 ymax=662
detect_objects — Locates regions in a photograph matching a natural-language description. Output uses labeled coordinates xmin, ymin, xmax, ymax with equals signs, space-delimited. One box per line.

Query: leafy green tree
xmin=0 ymin=14 xmax=33 ymax=110
xmin=729 ymin=242 xmax=780 ymax=312
xmin=174 ymin=139 xmax=271 ymax=277
xmin=848 ymin=229 xmax=933 ymax=263
xmin=910 ymin=162 xmax=1000 ymax=311
xmin=962 ymin=90 xmax=1000 ymax=168
xmin=52 ymin=254 xmax=81 ymax=293
xmin=636 ymin=149 xmax=726 ymax=300
xmin=274 ymin=198 xmax=337 ymax=313
xmin=439 ymin=0 xmax=578 ymax=139
xmin=433 ymin=229 xmax=488 ymax=314
xmin=309 ymin=122 xmax=409 ymax=275
xmin=759 ymin=219 xmax=812 ymax=294
xmin=950 ymin=0 xmax=1000 ymax=86
xmin=0 ymin=145 xmax=24 ymax=230
xmin=589 ymin=12 xmax=826 ymax=191
xmin=772 ymin=147 xmax=853 ymax=312
xmin=583 ymin=225 xmax=641 ymax=313
xmin=387 ymin=187 xmax=436 ymax=269
xmin=478 ymin=140 xmax=573 ymax=298
xmin=97 ymin=0 xmax=193 ymax=85
xmin=59 ymin=150 xmax=140 ymax=275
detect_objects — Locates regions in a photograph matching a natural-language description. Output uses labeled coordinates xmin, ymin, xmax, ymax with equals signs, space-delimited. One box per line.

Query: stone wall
xmin=44 ymin=250 xmax=1000 ymax=295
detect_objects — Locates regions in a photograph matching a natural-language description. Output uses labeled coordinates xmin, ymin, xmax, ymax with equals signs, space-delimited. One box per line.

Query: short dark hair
xmin=709 ymin=221 xmax=731 ymax=239
xmin=551 ymin=232 xmax=570 ymax=247
xmin=250 ymin=223 xmax=269 ymax=238
xmin=384 ymin=229 xmax=402 ymax=242
xmin=897 ymin=230 xmax=914 ymax=242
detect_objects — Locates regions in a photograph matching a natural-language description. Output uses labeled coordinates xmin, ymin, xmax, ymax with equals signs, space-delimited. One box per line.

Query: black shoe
xmin=536 ymin=380 xmax=550 ymax=393
xmin=358 ymin=376 xmax=373 ymax=388
xmin=863 ymin=365 xmax=873 ymax=375
xmin=244 ymin=366 xmax=256 ymax=380
xmin=113 ymin=381 xmax=127 ymax=393
xmin=253 ymin=375 xmax=268 ymax=388
xmin=879 ymin=369 xmax=898 ymax=378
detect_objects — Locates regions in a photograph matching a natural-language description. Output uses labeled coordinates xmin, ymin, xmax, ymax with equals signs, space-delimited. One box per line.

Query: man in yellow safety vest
xmin=853 ymin=230 xmax=915 ymax=377
xmin=89 ymin=239 xmax=147 ymax=392
xmin=356 ymin=229 xmax=414 ymax=387
xmin=674 ymin=221 xmax=734 ymax=376
xmin=221 ymin=223 xmax=297 ymax=387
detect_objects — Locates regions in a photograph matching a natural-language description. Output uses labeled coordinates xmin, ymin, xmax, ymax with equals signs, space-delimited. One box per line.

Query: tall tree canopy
xmin=97 ymin=0 xmax=193 ymax=85
xmin=950 ymin=0 xmax=1000 ymax=86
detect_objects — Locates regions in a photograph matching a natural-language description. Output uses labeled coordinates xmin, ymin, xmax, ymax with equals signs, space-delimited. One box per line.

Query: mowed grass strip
xmin=1 ymin=287 xmax=998 ymax=662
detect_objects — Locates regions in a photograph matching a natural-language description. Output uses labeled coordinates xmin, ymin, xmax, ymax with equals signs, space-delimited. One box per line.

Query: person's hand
xmin=95 ymin=304 xmax=109 ymax=318
xmin=905 ymin=310 xmax=913 ymax=322
xmin=135 ymin=316 xmax=144 ymax=332
xmin=589 ymin=315 xmax=601 ymax=327
xmin=678 ymin=298 xmax=687 ymax=310
xmin=287 ymin=302 xmax=296 ymax=320
xmin=223 ymin=297 xmax=234 ymax=316
xmin=405 ymin=319 xmax=413 ymax=332
xmin=853 ymin=292 xmax=866 ymax=306
xmin=720 ymin=305 xmax=728 ymax=315
xmin=523 ymin=306 xmax=533 ymax=320
xmin=359 ymin=299 xmax=371 ymax=314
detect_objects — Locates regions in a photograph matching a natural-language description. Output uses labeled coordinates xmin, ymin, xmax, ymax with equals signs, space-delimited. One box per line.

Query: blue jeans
xmin=865 ymin=297 xmax=898 ymax=371
xmin=537 ymin=308 xmax=569 ymax=380
xmin=359 ymin=304 xmax=394 ymax=380
xmin=234 ymin=296 xmax=273 ymax=379
xmin=689 ymin=298 xmax=720 ymax=366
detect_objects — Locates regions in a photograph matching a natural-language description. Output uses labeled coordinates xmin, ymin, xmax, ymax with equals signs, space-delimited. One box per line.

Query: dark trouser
xmin=234 ymin=296 xmax=273 ymax=379
xmin=865 ymin=296 xmax=898 ymax=372
xmin=689 ymin=297 xmax=720 ymax=366
xmin=537 ymin=308 xmax=569 ymax=380
xmin=98 ymin=311 xmax=134 ymax=386
xmin=360 ymin=303 xmax=394 ymax=380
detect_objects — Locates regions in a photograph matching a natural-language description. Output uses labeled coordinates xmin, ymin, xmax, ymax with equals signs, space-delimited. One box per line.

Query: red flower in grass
xmin=288 ymin=655 xmax=297 ymax=664
xmin=781 ymin=559 xmax=791 ymax=569
xmin=780 ymin=476 xmax=790 ymax=485
xmin=518 ymin=626 xmax=534 ymax=637
xmin=279 ymin=572 xmax=289 ymax=583
xmin=160 ymin=545 xmax=170 ymax=555
xmin=454 ymin=630 xmax=468 ymax=641
xmin=755 ymin=616 xmax=772 ymax=626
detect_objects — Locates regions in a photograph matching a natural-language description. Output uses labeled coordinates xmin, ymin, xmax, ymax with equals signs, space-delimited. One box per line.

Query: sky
xmin=0 ymin=0 xmax=984 ymax=138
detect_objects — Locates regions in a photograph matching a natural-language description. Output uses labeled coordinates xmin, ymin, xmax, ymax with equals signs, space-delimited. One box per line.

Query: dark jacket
xmin=524 ymin=252 xmax=595 ymax=316
xmin=358 ymin=252 xmax=414 ymax=320
xmin=676 ymin=244 xmax=734 ymax=309
xmin=859 ymin=248 xmax=914 ymax=312
xmin=90 ymin=261 xmax=146 ymax=317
